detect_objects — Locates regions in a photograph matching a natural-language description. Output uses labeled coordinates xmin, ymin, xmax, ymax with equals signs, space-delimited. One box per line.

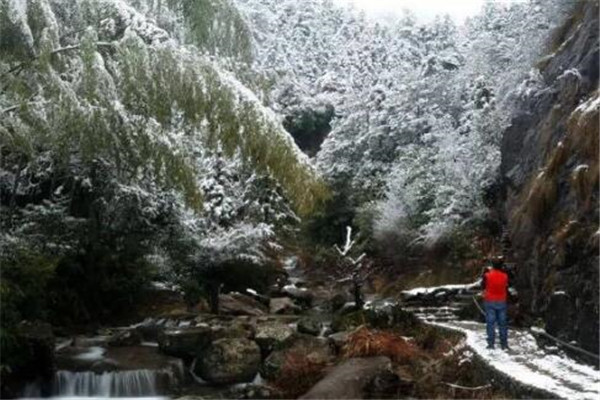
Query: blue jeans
xmin=485 ymin=300 xmax=508 ymax=348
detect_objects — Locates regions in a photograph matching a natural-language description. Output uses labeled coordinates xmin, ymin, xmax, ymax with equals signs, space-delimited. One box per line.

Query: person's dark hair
xmin=492 ymin=258 xmax=504 ymax=269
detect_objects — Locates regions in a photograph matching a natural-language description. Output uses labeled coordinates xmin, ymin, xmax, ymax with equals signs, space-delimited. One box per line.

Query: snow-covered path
xmin=399 ymin=282 xmax=600 ymax=400
xmin=430 ymin=319 xmax=600 ymax=400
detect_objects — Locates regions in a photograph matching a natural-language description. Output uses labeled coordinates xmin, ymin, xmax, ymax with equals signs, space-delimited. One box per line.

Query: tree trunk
xmin=353 ymin=281 xmax=364 ymax=310
xmin=7 ymin=163 xmax=23 ymax=228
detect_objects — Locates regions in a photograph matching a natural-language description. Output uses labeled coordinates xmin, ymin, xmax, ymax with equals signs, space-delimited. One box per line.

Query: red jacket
xmin=482 ymin=269 xmax=509 ymax=302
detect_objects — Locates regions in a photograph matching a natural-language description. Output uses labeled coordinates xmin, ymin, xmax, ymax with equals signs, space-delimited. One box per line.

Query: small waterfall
xmin=53 ymin=370 xmax=158 ymax=397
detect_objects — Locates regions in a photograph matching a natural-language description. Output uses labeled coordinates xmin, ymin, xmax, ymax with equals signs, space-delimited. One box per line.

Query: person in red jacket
xmin=481 ymin=257 xmax=510 ymax=350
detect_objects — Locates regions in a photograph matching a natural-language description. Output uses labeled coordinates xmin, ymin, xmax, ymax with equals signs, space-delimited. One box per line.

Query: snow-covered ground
xmin=429 ymin=319 xmax=600 ymax=400
xmin=401 ymin=281 xmax=480 ymax=296
xmin=406 ymin=289 xmax=600 ymax=400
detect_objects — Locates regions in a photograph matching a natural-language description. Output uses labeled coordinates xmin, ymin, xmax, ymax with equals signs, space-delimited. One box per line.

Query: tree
xmin=332 ymin=226 xmax=371 ymax=310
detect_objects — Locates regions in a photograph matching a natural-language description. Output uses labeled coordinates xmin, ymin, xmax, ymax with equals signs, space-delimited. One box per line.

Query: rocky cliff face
xmin=500 ymin=1 xmax=599 ymax=354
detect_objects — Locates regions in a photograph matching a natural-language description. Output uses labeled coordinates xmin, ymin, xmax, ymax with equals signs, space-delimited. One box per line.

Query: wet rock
xmin=299 ymin=356 xmax=394 ymax=399
xmin=261 ymin=334 xmax=334 ymax=380
xmin=135 ymin=318 xmax=165 ymax=342
xmin=297 ymin=317 xmax=322 ymax=336
xmin=227 ymin=383 xmax=282 ymax=399
xmin=210 ymin=317 xmax=256 ymax=340
xmin=195 ymin=338 xmax=261 ymax=385
xmin=269 ymin=297 xmax=301 ymax=315
xmin=220 ymin=293 xmax=269 ymax=316
xmin=254 ymin=321 xmax=295 ymax=357
xmin=327 ymin=293 xmax=349 ymax=313
xmin=544 ymin=292 xmax=572 ymax=342
xmin=158 ymin=325 xmax=212 ymax=359
xmin=57 ymin=341 xmax=184 ymax=377
xmin=283 ymin=286 xmax=314 ymax=308
xmin=365 ymin=368 xmax=409 ymax=398
xmin=108 ymin=329 xmax=142 ymax=347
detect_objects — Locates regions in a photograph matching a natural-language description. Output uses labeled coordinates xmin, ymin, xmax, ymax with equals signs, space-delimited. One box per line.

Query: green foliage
xmin=0 ymin=242 xmax=58 ymax=325
xmin=0 ymin=239 xmax=58 ymax=374
xmin=303 ymin=190 xmax=356 ymax=246
xmin=166 ymin=0 xmax=254 ymax=64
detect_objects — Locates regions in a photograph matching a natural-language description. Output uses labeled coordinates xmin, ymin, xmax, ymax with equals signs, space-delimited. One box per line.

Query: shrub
xmin=271 ymin=350 xmax=327 ymax=398
xmin=342 ymin=326 xmax=421 ymax=364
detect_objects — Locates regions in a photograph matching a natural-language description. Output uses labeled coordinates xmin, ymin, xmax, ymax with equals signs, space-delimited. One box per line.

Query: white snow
xmin=431 ymin=320 xmax=600 ymax=400
xmin=402 ymin=281 xmax=480 ymax=296
xmin=575 ymin=93 xmax=600 ymax=116
xmin=407 ymin=285 xmax=600 ymax=400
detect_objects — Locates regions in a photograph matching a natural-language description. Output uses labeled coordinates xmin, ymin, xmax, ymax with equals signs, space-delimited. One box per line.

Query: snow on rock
xmin=401 ymin=281 xmax=480 ymax=296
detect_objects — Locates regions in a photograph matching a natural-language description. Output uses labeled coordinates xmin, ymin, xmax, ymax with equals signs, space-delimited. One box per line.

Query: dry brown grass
xmin=342 ymin=325 xmax=422 ymax=364
xmin=512 ymin=88 xmax=598 ymax=231
xmin=271 ymin=350 xmax=328 ymax=398
xmin=524 ymin=171 xmax=558 ymax=225
xmin=543 ymin=0 xmax=587 ymax=58
xmin=546 ymin=141 xmax=569 ymax=177
xmin=567 ymin=90 xmax=599 ymax=206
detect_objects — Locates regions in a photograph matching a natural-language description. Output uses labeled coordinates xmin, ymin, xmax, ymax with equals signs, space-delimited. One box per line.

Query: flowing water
xmin=21 ymin=369 xmax=172 ymax=399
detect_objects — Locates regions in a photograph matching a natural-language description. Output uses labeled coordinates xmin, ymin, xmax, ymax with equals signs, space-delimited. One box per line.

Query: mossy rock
xmin=331 ymin=306 xmax=421 ymax=333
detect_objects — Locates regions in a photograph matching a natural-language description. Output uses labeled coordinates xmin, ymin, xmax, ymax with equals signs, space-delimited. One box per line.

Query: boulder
xmin=297 ymin=317 xmax=322 ymax=336
xmin=220 ymin=293 xmax=268 ymax=316
xmin=261 ymin=334 xmax=334 ymax=380
xmin=299 ymin=357 xmax=394 ymax=399
xmin=158 ymin=325 xmax=212 ymax=359
xmin=210 ymin=317 xmax=255 ymax=340
xmin=135 ymin=318 xmax=165 ymax=341
xmin=270 ymin=297 xmax=301 ymax=315
xmin=283 ymin=286 xmax=314 ymax=308
xmin=108 ymin=329 xmax=142 ymax=347
xmin=327 ymin=331 xmax=350 ymax=351
xmin=254 ymin=321 xmax=295 ymax=357
xmin=195 ymin=338 xmax=261 ymax=385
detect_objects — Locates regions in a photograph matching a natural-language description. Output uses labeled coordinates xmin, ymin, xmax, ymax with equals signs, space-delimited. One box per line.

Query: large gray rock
xmin=283 ymin=286 xmax=314 ymax=308
xmin=254 ymin=321 xmax=295 ymax=357
xmin=108 ymin=329 xmax=142 ymax=347
xmin=269 ymin=297 xmax=301 ymax=315
xmin=300 ymin=357 xmax=394 ymax=399
xmin=297 ymin=317 xmax=322 ymax=336
xmin=158 ymin=326 xmax=212 ymax=358
xmin=220 ymin=293 xmax=268 ymax=316
xmin=195 ymin=338 xmax=261 ymax=385
xmin=261 ymin=334 xmax=334 ymax=380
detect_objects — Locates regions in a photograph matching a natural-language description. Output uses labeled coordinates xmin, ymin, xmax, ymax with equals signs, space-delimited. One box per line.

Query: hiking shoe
xmin=486 ymin=345 xmax=494 ymax=350
xmin=501 ymin=346 xmax=510 ymax=351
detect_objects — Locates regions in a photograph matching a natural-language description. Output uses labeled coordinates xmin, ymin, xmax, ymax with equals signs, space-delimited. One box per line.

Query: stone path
xmin=401 ymin=283 xmax=600 ymax=400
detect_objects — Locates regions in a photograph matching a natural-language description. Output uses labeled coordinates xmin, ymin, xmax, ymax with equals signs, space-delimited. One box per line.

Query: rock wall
xmin=500 ymin=1 xmax=599 ymax=354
